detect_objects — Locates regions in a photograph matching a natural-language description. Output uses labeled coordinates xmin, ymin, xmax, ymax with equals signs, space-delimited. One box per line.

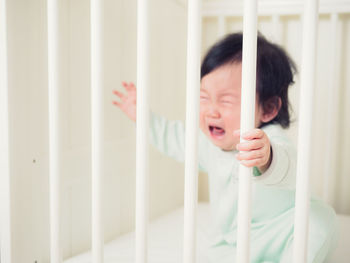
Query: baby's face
xmin=199 ymin=62 xmax=262 ymax=151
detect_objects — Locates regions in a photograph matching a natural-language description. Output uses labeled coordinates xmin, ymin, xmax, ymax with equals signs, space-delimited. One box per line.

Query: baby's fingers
xmin=239 ymin=159 xmax=264 ymax=168
xmin=113 ymin=90 xmax=126 ymax=100
xmin=112 ymin=100 xmax=121 ymax=107
xmin=122 ymin=81 xmax=136 ymax=92
xmin=241 ymin=129 xmax=264 ymax=140
xmin=236 ymin=149 xmax=264 ymax=161
xmin=236 ymin=140 xmax=264 ymax=151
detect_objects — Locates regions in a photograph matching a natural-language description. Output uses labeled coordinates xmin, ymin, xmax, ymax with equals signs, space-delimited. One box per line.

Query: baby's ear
xmin=260 ymin=96 xmax=282 ymax=123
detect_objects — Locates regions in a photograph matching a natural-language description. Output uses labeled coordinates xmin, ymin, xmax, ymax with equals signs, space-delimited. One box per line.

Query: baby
xmin=113 ymin=33 xmax=337 ymax=263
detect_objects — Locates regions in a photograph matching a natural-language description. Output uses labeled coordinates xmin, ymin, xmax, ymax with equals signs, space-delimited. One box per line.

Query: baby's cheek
xmin=232 ymin=138 xmax=240 ymax=151
xmin=199 ymin=121 xmax=207 ymax=134
xmin=198 ymin=116 xmax=206 ymax=132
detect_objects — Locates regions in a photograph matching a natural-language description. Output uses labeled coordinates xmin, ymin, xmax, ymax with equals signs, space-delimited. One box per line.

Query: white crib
xmin=1 ymin=0 xmax=350 ymax=262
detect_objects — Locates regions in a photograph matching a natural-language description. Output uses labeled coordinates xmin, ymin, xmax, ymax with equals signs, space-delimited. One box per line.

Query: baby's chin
xmin=221 ymin=144 xmax=237 ymax=151
xmin=200 ymin=126 xmax=238 ymax=151
xmin=212 ymin=139 xmax=238 ymax=151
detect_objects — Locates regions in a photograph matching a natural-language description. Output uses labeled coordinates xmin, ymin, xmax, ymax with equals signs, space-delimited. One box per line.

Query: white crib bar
xmin=236 ymin=0 xmax=258 ymax=262
xmin=0 ymin=0 xmax=11 ymax=262
xmin=323 ymin=12 xmax=339 ymax=205
xmin=202 ymin=0 xmax=350 ymax=17
xmin=91 ymin=0 xmax=105 ymax=262
xmin=47 ymin=0 xmax=62 ymax=262
xmin=136 ymin=0 xmax=150 ymax=262
xmin=292 ymin=0 xmax=319 ymax=262
xmin=183 ymin=0 xmax=201 ymax=262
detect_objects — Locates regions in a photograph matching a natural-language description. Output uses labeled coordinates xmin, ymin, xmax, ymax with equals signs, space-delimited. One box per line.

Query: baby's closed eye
xmin=220 ymin=95 xmax=238 ymax=103
xmin=220 ymin=99 xmax=234 ymax=104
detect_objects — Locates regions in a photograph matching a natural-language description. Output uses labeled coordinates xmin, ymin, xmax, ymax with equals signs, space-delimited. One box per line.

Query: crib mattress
xmin=64 ymin=203 xmax=350 ymax=263
xmin=64 ymin=203 xmax=212 ymax=263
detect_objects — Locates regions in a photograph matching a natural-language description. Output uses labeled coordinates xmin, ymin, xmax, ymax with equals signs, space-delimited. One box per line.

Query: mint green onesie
xmin=149 ymin=112 xmax=338 ymax=263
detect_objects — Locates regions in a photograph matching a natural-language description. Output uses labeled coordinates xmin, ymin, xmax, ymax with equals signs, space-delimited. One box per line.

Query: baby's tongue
xmin=212 ymin=127 xmax=225 ymax=135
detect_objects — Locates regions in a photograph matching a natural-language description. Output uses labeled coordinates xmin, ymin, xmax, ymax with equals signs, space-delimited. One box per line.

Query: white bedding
xmin=64 ymin=203 xmax=212 ymax=263
xmin=327 ymin=214 xmax=350 ymax=263
xmin=64 ymin=203 xmax=350 ymax=263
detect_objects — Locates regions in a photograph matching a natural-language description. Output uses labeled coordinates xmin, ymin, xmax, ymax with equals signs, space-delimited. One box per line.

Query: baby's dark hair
xmin=200 ymin=32 xmax=297 ymax=128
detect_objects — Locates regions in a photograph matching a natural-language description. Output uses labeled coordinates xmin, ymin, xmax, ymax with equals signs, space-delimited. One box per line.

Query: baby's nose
xmin=208 ymin=104 xmax=220 ymax=118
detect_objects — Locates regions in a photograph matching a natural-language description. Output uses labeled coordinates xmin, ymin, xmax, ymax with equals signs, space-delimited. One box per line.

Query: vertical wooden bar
xmin=135 ymin=0 xmax=150 ymax=262
xmin=292 ymin=0 xmax=319 ymax=262
xmin=323 ymin=12 xmax=339 ymax=205
xmin=91 ymin=0 xmax=104 ymax=262
xmin=218 ymin=16 xmax=226 ymax=38
xmin=47 ymin=0 xmax=61 ymax=262
xmin=183 ymin=0 xmax=201 ymax=262
xmin=236 ymin=0 xmax=257 ymax=262
xmin=0 ymin=0 xmax=11 ymax=261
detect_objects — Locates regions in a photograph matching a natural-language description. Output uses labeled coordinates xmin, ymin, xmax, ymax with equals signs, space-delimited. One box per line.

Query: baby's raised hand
xmin=112 ymin=82 xmax=137 ymax=122
xmin=234 ymin=129 xmax=272 ymax=173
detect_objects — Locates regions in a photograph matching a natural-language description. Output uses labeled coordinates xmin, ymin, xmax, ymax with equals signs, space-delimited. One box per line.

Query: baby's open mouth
xmin=209 ymin=125 xmax=225 ymax=137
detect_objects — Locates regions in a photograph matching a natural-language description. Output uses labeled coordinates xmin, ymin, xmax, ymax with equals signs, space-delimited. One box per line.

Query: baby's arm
xmin=235 ymin=129 xmax=272 ymax=173
xmin=112 ymin=81 xmax=184 ymax=161
xmin=112 ymin=82 xmax=209 ymax=171
xmin=235 ymin=127 xmax=296 ymax=188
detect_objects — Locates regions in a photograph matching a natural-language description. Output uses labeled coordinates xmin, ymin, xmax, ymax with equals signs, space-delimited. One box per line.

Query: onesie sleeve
xmin=149 ymin=112 xmax=210 ymax=172
xmin=252 ymin=125 xmax=296 ymax=189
